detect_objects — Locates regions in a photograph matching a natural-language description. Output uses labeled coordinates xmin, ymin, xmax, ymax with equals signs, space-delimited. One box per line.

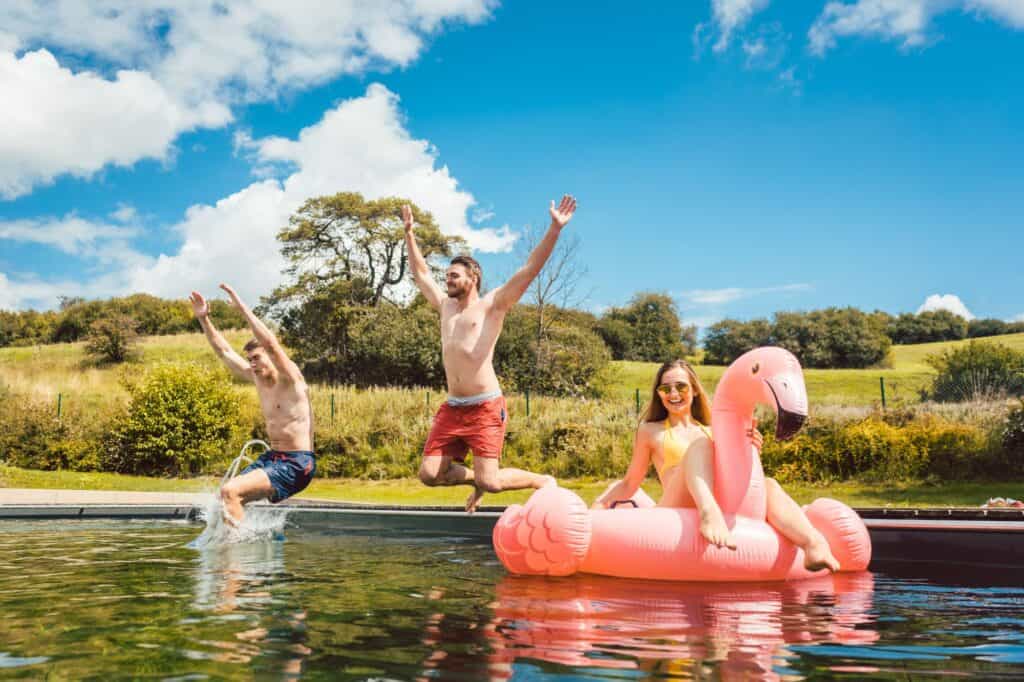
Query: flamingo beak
xmin=764 ymin=376 xmax=808 ymax=441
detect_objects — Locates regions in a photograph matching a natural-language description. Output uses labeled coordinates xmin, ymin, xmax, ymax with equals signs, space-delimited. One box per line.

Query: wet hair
xmin=642 ymin=359 xmax=712 ymax=425
xmin=449 ymin=255 xmax=482 ymax=292
xmin=243 ymin=338 xmax=262 ymax=354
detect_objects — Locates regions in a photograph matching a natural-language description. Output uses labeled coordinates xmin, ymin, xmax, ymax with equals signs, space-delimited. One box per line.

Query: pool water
xmin=1 ymin=519 xmax=1023 ymax=680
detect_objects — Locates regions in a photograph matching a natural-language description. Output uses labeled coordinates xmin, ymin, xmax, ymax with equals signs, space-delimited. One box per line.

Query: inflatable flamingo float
xmin=492 ymin=347 xmax=871 ymax=581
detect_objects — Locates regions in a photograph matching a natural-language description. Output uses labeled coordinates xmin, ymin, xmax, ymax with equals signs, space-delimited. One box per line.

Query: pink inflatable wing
xmin=492 ymin=347 xmax=872 ymax=581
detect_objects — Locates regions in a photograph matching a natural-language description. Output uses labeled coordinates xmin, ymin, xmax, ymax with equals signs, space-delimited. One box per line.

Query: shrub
xmin=1001 ymin=400 xmax=1024 ymax=462
xmin=103 ymin=364 xmax=241 ymax=476
xmin=0 ymin=394 xmax=106 ymax=471
xmin=84 ymin=315 xmax=140 ymax=363
xmin=926 ymin=341 xmax=1024 ymax=402
xmin=496 ymin=310 xmax=611 ymax=397
xmin=345 ymin=303 xmax=443 ymax=387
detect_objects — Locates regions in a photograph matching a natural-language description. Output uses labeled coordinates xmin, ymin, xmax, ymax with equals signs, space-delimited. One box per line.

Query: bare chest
xmin=257 ymin=383 xmax=308 ymax=420
xmin=442 ymin=306 xmax=487 ymax=343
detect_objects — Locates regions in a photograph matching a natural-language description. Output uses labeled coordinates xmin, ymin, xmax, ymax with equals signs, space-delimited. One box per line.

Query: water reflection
xmin=191 ymin=541 xmax=311 ymax=677
xmin=485 ymin=572 xmax=878 ymax=680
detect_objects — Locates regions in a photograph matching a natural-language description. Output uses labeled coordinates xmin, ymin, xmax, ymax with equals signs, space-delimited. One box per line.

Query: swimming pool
xmin=1 ymin=518 xmax=1022 ymax=679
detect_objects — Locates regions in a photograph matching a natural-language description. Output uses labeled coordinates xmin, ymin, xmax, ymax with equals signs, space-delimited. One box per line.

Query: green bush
xmin=103 ymin=364 xmax=241 ymax=476
xmin=0 ymin=394 xmax=105 ymax=471
xmin=926 ymin=341 xmax=1024 ymax=402
xmin=761 ymin=412 xmax=1007 ymax=483
xmin=346 ymin=303 xmax=444 ymax=387
xmin=84 ymin=315 xmax=140 ymax=363
xmin=495 ymin=309 xmax=611 ymax=397
xmin=1001 ymin=400 xmax=1024 ymax=461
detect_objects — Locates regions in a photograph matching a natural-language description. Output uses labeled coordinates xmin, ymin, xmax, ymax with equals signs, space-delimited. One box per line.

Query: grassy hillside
xmin=603 ymin=333 xmax=1024 ymax=407
xmin=2 ymin=331 xmax=1023 ymax=410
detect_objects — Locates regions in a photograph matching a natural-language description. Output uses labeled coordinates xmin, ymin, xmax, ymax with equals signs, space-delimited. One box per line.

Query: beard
xmin=447 ymin=282 xmax=471 ymax=299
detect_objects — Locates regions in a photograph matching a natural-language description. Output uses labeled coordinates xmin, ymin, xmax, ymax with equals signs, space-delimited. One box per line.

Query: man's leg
xmin=419 ymin=453 xmax=475 ymax=487
xmin=467 ymin=457 xmax=555 ymax=514
xmin=765 ymin=477 xmax=840 ymax=572
xmin=220 ymin=468 xmax=275 ymax=525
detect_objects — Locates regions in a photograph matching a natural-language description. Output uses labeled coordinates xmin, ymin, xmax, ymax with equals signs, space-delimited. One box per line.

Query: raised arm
xmin=402 ymin=205 xmax=445 ymax=310
xmin=218 ymin=283 xmax=303 ymax=384
xmin=189 ymin=291 xmax=253 ymax=382
xmin=492 ymin=194 xmax=577 ymax=312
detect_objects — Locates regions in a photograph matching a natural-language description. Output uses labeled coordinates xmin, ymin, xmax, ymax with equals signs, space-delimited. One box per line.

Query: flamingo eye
xmin=751 ymin=363 xmax=760 ymax=374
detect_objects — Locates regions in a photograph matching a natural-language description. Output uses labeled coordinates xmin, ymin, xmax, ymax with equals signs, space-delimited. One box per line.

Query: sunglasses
xmin=657 ymin=381 xmax=691 ymax=396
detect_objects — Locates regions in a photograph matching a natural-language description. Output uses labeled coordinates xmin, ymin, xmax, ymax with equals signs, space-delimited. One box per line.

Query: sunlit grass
xmin=1 ymin=465 xmax=1016 ymax=509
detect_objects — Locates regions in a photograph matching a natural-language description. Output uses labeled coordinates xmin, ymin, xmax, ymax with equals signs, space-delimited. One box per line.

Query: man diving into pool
xmin=404 ymin=195 xmax=577 ymax=513
xmin=189 ymin=283 xmax=315 ymax=525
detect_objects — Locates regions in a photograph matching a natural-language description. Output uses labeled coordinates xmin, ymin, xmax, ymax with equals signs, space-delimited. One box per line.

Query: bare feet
xmin=699 ymin=507 xmax=737 ymax=549
xmin=465 ymin=486 xmax=486 ymax=514
xmin=803 ymin=535 xmax=840 ymax=573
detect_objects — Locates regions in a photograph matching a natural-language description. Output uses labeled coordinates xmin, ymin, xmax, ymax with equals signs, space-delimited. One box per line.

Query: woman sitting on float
xmin=492 ymin=347 xmax=871 ymax=581
xmin=593 ymin=357 xmax=839 ymax=573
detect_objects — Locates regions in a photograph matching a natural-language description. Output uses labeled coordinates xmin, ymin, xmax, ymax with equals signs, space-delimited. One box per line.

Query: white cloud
xmin=0 ymin=49 xmax=229 ymax=199
xmin=117 ymin=84 xmax=513 ymax=307
xmin=703 ymin=0 xmax=772 ymax=53
xmin=0 ymin=1 xmax=495 ymax=198
xmin=1012 ymin=313 xmax=1024 ymax=323
xmin=917 ymin=293 xmax=975 ymax=319
xmin=679 ymin=283 xmax=811 ymax=306
xmin=110 ymin=204 xmax=139 ymax=224
xmin=809 ymin=0 xmax=1024 ymax=55
xmin=0 ymin=214 xmax=140 ymax=259
xmin=0 ymin=270 xmax=138 ymax=311
xmin=472 ymin=206 xmax=496 ymax=224
xmin=3 ymin=84 xmax=509 ymax=310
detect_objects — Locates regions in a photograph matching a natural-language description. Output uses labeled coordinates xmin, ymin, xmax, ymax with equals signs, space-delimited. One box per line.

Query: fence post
xmin=635 ymin=388 xmax=640 ymax=416
xmin=57 ymin=392 xmax=62 ymax=419
xmin=330 ymin=393 xmax=335 ymax=423
xmin=525 ymin=389 xmax=531 ymax=418
xmin=879 ymin=377 xmax=887 ymax=409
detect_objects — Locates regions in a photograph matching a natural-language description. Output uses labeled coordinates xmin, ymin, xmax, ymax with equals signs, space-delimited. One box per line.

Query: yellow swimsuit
xmin=655 ymin=420 xmax=712 ymax=480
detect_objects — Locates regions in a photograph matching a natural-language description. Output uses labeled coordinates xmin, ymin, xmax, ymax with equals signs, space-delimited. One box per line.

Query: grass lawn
xmin=2 ymin=465 xmax=1018 ymax=509
xmin=3 ymin=330 xmax=1022 ymax=409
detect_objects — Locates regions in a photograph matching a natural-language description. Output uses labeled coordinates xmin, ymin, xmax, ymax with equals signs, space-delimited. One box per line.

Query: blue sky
xmin=1 ymin=1 xmax=1021 ymax=328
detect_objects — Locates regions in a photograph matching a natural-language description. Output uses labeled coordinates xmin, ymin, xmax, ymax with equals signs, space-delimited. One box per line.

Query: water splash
xmin=187 ymin=493 xmax=289 ymax=550
xmin=187 ymin=440 xmax=286 ymax=550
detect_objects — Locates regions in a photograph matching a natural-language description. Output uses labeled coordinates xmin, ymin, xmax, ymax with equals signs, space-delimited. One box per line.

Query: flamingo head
xmin=720 ymin=347 xmax=809 ymax=441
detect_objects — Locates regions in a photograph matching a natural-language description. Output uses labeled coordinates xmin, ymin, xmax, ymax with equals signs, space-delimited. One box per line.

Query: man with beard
xmin=403 ymin=195 xmax=577 ymax=512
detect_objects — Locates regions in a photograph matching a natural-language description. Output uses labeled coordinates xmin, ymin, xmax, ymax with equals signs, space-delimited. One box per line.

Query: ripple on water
xmin=1 ymin=520 xmax=1024 ymax=680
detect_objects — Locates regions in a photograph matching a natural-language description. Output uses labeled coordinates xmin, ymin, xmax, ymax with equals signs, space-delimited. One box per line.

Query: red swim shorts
xmin=422 ymin=396 xmax=507 ymax=462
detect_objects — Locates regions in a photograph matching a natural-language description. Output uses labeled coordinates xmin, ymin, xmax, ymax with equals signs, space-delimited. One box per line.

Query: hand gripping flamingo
xmin=492 ymin=347 xmax=871 ymax=581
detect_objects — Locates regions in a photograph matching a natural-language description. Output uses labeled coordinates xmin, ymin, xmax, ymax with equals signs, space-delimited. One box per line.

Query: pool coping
xmin=4 ymin=491 xmax=1024 ymax=567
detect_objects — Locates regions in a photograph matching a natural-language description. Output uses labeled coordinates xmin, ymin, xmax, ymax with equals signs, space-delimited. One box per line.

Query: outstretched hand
xmin=401 ymin=204 xmax=414 ymax=233
xmin=219 ymin=283 xmax=244 ymax=309
xmin=549 ymin=194 xmax=577 ymax=229
xmin=188 ymin=291 xmax=209 ymax=319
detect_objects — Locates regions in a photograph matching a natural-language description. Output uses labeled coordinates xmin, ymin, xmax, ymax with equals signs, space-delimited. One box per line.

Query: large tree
xmin=261 ymin=192 xmax=463 ymax=383
xmin=266 ymin=192 xmax=460 ymax=309
xmin=598 ymin=292 xmax=694 ymax=362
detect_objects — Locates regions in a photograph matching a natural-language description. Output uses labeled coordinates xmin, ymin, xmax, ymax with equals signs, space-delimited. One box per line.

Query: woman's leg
xmin=661 ymin=439 xmax=735 ymax=549
xmin=764 ymin=478 xmax=840 ymax=572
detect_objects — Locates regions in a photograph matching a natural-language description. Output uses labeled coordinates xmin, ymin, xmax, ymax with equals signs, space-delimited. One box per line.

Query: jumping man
xmin=404 ymin=195 xmax=577 ymax=512
xmin=189 ymin=283 xmax=316 ymax=524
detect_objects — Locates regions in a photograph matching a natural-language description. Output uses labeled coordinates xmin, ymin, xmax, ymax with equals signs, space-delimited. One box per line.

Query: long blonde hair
xmin=642 ymin=359 xmax=712 ymax=425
